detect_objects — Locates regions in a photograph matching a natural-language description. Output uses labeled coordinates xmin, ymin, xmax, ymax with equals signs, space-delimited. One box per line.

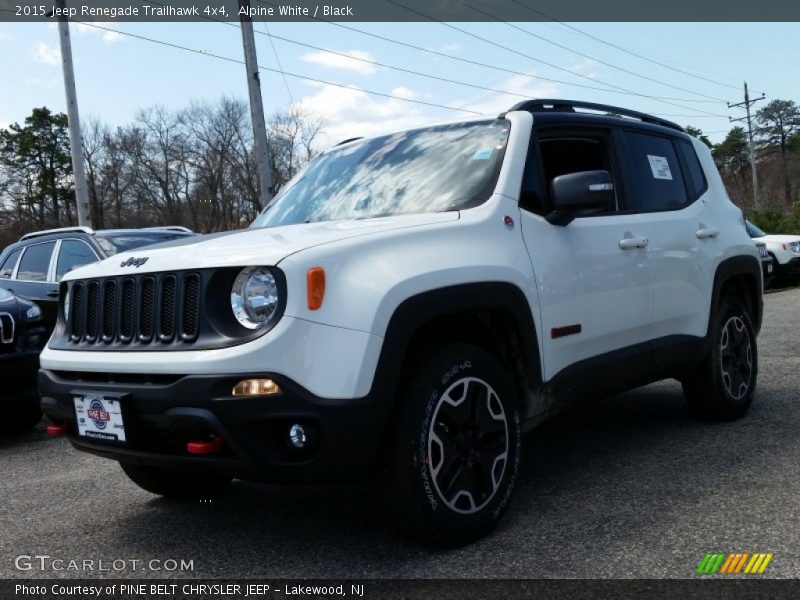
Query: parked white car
xmin=39 ymin=99 xmax=762 ymax=546
xmin=746 ymin=220 xmax=800 ymax=278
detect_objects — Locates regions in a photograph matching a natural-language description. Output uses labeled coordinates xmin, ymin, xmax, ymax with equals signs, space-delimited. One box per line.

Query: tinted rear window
xmin=624 ymin=131 xmax=687 ymax=211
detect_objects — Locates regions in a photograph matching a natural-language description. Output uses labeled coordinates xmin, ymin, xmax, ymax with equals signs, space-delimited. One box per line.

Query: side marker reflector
xmin=307 ymin=267 xmax=326 ymax=310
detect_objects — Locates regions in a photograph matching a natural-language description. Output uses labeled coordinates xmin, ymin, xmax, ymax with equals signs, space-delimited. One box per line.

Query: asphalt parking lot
xmin=2 ymin=288 xmax=799 ymax=580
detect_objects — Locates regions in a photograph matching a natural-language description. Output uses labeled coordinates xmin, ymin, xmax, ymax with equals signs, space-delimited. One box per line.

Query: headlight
xmin=791 ymin=242 xmax=800 ymax=254
xmin=230 ymin=267 xmax=280 ymax=330
xmin=26 ymin=304 xmax=42 ymax=321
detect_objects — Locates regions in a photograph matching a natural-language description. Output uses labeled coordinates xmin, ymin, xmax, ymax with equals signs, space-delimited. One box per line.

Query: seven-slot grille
xmin=756 ymin=243 xmax=768 ymax=258
xmin=67 ymin=272 xmax=201 ymax=347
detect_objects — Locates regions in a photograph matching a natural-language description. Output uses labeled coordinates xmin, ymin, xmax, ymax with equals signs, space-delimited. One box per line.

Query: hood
xmin=753 ymin=234 xmax=800 ymax=244
xmin=64 ymin=212 xmax=460 ymax=280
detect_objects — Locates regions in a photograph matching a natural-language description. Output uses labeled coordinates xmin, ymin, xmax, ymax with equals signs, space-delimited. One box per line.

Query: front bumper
xmin=38 ymin=369 xmax=389 ymax=483
xmin=0 ymin=351 xmax=40 ymax=407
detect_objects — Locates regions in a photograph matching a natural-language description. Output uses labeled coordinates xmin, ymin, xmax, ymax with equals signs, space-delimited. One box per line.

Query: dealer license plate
xmin=74 ymin=394 xmax=127 ymax=442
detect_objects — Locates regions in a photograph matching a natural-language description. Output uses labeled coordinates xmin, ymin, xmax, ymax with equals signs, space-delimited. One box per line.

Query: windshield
xmin=251 ymin=119 xmax=510 ymax=228
xmin=96 ymin=233 xmax=193 ymax=256
xmin=745 ymin=220 xmax=766 ymax=238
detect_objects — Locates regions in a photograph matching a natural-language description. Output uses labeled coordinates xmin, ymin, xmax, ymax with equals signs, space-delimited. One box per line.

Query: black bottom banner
xmin=4 ymin=579 xmax=800 ymax=600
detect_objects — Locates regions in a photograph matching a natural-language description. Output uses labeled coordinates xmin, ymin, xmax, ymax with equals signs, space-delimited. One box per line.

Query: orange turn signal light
xmin=307 ymin=267 xmax=326 ymax=310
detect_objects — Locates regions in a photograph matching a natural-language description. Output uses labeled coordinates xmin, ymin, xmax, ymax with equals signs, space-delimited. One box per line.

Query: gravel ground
xmin=1 ymin=288 xmax=799 ymax=579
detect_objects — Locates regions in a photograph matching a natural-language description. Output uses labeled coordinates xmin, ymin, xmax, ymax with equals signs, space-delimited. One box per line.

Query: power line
xmin=73 ymin=16 xmax=735 ymax=130
xmin=72 ymin=22 xmax=486 ymax=116
xmin=138 ymin=0 xmax=711 ymax=110
xmin=258 ymin=31 xmax=652 ymax=104
xmin=384 ymin=0 xmax=728 ymax=118
xmin=452 ymin=0 xmax=729 ymax=102
xmin=251 ymin=0 xmax=721 ymax=105
xmin=261 ymin=21 xmax=294 ymax=105
xmin=508 ymin=0 xmax=757 ymax=93
xmin=149 ymin=0 xmax=728 ymax=109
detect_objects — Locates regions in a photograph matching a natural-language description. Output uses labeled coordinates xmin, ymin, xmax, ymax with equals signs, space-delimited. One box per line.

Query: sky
xmin=0 ymin=21 xmax=799 ymax=147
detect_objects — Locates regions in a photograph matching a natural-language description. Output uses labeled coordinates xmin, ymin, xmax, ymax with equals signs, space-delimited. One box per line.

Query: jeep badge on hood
xmin=120 ymin=256 xmax=149 ymax=268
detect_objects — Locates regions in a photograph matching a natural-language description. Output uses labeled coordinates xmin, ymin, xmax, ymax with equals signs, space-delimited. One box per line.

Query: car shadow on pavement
xmin=0 ymin=417 xmax=46 ymax=447
xmin=100 ymin=377 xmax=793 ymax=578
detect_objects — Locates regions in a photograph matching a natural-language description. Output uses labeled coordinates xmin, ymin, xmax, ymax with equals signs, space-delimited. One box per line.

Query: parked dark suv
xmin=0 ymin=287 xmax=47 ymax=431
xmin=0 ymin=227 xmax=195 ymax=331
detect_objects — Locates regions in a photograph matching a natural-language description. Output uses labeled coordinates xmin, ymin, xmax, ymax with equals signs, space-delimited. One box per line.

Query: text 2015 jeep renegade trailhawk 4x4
xmin=39 ymin=100 xmax=762 ymax=546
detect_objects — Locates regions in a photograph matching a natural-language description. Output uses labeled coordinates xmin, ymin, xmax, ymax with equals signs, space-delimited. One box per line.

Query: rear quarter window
xmin=676 ymin=139 xmax=708 ymax=200
xmin=0 ymin=248 xmax=22 ymax=278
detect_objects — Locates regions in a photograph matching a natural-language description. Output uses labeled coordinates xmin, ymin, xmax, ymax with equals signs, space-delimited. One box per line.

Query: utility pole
xmin=239 ymin=0 xmax=274 ymax=209
xmin=55 ymin=0 xmax=92 ymax=228
xmin=728 ymin=82 xmax=765 ymax=211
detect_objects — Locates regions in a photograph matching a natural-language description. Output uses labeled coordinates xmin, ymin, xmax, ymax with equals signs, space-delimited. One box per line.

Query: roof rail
xmin=143 ymin=226 xmax=194 ymax=233
xmin=19 ymin=226 xmax=94 ymax=241
xmin=506 ymin=99 xmax=684 ymax=132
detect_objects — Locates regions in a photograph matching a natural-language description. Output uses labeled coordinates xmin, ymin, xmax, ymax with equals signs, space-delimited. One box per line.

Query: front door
xmin=517 ymin=126 xmax=654 ymax=383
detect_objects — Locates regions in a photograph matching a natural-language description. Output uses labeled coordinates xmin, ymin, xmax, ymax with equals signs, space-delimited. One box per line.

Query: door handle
xmin=696 ymin=227 xmax=719 ymax=239
xmin=619 ymin=237 xmax=649 ymax=250
xmin=46 ymin=290 xmax=60 ymax=298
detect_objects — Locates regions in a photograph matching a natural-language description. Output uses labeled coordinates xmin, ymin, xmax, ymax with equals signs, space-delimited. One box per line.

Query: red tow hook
xmin=46 ymin=422 xmax=67 ymax=437
xmin=187 ymin=435 xmax=223 ymax=455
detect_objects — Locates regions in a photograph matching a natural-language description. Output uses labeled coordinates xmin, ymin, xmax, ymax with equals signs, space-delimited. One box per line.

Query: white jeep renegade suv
xmin=39 ymin=100 xmax=762 ymax=546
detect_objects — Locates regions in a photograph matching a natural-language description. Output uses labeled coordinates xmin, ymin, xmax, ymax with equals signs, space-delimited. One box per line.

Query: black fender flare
xmin=709 ymin=255 xmax=763 ymax=335
xmin=367 ymin=281 xmax=541 ymax=405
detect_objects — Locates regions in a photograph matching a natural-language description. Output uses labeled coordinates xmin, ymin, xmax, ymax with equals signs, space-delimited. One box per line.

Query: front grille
xmin=756 ymin=243 xmax=768 ymax=258
xmin=67 ymin=272 xmax=201 ymax=348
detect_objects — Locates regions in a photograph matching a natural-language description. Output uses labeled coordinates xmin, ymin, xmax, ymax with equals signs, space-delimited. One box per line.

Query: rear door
xmin=618 ymin=131 xmax=716 ymax=343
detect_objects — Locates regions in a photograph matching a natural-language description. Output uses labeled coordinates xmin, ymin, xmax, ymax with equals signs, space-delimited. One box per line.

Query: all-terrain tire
xmin=682 ymin=296 xmax=758 ymax=420
xmin=381 ymin=343 xmax=522 ymax=546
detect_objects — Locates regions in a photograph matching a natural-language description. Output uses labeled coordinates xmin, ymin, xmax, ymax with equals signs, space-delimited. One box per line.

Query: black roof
xmin=504 ymin=99 xmax=685 ymax=134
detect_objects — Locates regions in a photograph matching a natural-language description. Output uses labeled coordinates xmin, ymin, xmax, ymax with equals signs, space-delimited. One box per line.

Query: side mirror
xmin=546 ymin=170 xmax=615 ymax=226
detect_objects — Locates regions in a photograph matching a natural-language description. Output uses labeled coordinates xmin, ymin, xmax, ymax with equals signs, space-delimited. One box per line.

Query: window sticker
xmin=647 ymin=155 xmax=673 ymax=180
xmin=472 ymin=148 xmax=494 ymax=160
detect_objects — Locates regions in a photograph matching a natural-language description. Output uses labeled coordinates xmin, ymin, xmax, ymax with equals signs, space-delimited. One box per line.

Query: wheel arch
xmin=367 ymin=282 xmax=542 ymax=420
xmin=710 ymin=255 xmax=763 ymax=335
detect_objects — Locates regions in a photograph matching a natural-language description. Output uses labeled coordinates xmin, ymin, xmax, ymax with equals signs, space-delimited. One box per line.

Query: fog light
xmin=232 ymin=378 xmax=281 ymax=397
xmin=288 ymin=424 xmax=307 ymax=449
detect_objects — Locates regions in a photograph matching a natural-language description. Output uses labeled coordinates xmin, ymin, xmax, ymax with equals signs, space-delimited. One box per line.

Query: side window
xmin=16 ymin=242 xmax=56 ymax=282
xmin=56 ymin=240 xmax=97 ymax=281
xmin=676 ymin=140 xmax=707 ymax=200
xmin=623 ymin=131 xmax=687 ymax=211
xmin=0 ymin=248 xmax=22 ymax=279
xmin=539 ymin=134 xmax=619 ymax=213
